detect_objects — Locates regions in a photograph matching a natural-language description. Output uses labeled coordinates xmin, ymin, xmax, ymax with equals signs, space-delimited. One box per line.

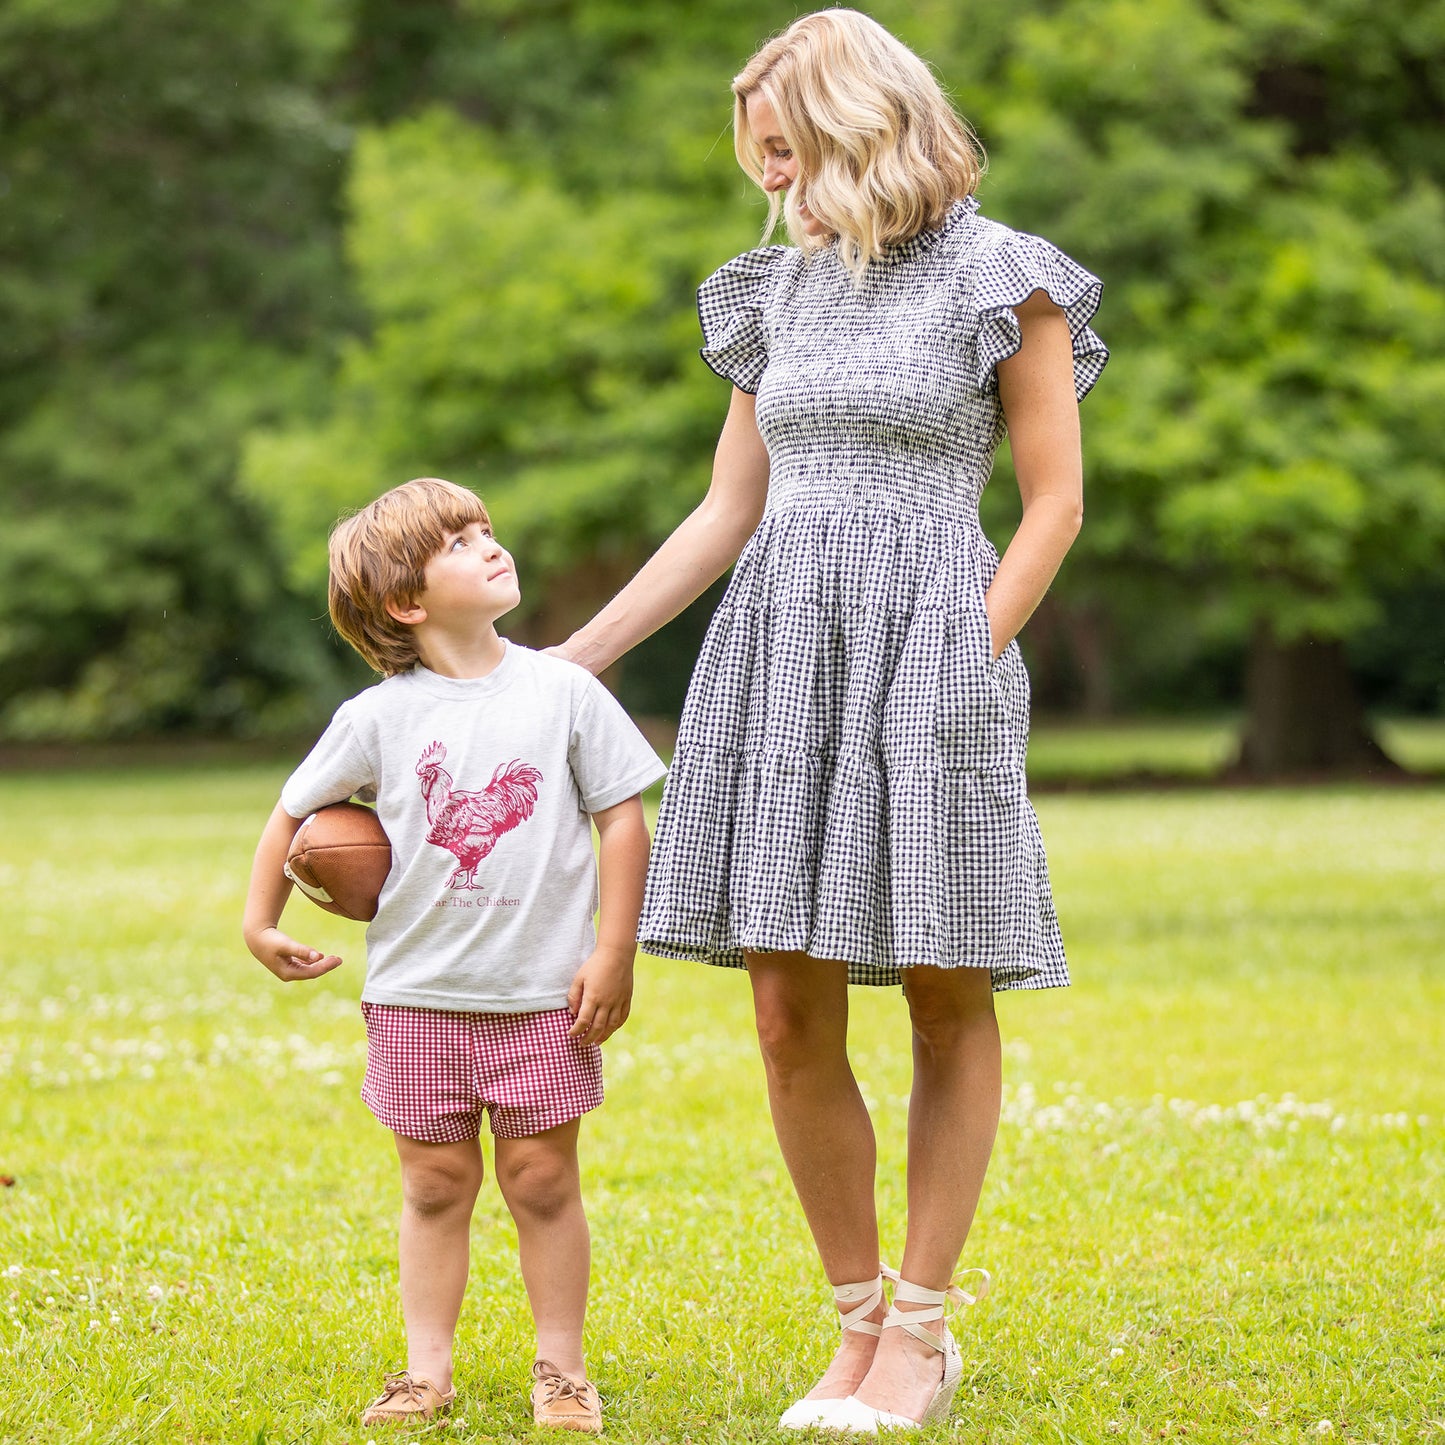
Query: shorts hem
xmin=362 ymin=1089 xmax=604 ymax=1143
xmin=490 ymin=1093 xmax=603 ymax=1140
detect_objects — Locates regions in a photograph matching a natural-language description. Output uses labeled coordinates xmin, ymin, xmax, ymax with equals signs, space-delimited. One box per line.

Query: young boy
xmin=243 ymin=477 xmax=665 ymax=1431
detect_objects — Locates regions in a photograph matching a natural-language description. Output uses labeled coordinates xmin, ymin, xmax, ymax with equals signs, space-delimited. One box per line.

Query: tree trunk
xmin=1066 ymin=601 xmax=1114 ymax=719
xmin=1235 ymin=626 xmax=1400 ymax=778
xmin=1017 ymin=596 xmax=1114 ymax=716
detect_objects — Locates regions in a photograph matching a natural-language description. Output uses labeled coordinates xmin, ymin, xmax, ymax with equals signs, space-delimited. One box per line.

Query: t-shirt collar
xmin=408 ymin=640 xmax=520 ymax=698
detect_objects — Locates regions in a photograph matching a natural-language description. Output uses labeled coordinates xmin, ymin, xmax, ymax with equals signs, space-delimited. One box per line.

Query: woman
xmin=555 ymin=8 xmax=1106 ymax=1432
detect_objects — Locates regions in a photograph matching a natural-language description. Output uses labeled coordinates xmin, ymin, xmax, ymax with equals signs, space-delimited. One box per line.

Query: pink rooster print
xmin=416 ymin=741 xmax=543 ymax=889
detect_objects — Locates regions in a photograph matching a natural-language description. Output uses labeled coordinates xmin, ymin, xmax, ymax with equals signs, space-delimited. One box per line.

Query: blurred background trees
xmin=2 ymin=0 xmax=1441 ymax=773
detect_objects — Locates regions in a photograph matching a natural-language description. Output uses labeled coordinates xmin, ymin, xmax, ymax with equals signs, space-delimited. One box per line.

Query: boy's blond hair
xmin=328 ymin=477 xmax=492 ymax=676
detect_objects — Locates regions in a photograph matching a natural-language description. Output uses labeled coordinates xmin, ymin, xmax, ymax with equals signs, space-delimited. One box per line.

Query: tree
xmin=243 ymin=1 xmax=784 ymax=672
xmin=10 ymin=0 xmax=1438 ymax=758
xmin=0 ymin=0 xmax=361 ymax=738
xmin=957 ymin=0 xmax=1445 ymax=773
xmin=249 ymin=0 xmax=1445 ymax=770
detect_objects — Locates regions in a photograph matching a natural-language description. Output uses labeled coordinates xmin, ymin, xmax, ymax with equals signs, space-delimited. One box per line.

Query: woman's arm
xmin=985 ymin=291 xmax=1086 ymax=658
xmin=554 ymin=386 xmax=771 ymax=675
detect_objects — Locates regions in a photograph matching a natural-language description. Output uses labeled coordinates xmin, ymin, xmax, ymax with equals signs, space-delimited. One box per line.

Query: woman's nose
xmin=762 ymin=157 xmax=788 ymax=192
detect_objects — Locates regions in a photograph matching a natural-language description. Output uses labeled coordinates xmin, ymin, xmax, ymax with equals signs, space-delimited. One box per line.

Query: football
xmin=284 ymin=802 xmax=392 ymax=922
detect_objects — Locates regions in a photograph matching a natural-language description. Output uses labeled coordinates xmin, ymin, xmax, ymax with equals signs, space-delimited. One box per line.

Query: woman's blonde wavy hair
xmin=732 ymin=8 xmax=985 ymax=280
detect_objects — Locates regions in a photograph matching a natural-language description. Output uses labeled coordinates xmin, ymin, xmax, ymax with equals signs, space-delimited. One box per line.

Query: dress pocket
xmin=931 ymin=607 xmax=1011 ymax=772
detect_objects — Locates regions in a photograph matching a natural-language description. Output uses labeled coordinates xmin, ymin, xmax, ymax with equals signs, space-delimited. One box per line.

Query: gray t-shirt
xmin=281 ymin=643 xmax=666 ymax=1013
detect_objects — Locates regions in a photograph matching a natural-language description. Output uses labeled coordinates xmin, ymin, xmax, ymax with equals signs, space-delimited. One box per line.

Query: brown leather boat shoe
xmin=360 ymin=1370 xmax=456 ymax=1425
xmin=531 ymin=1360 xmax=602 ymax=1433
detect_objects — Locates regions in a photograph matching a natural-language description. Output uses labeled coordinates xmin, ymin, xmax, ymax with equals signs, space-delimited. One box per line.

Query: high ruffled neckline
xmin=880 ymin=196 xmax=979 ymax=264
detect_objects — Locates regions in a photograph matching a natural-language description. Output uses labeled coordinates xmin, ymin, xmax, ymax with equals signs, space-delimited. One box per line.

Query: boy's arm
xmin=242 ymin=800 xmax=345 ymax=981
xmin=567 ymin=795 xmax=651 ymax=1045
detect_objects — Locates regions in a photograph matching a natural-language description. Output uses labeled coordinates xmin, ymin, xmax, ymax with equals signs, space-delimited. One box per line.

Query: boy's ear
xmin=384 ymin=595 xmax=427 ymax=627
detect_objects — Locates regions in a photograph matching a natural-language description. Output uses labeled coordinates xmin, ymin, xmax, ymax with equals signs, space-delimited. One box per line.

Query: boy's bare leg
xmin=494 ymin=1119 xmax=589 ymax=1377
xmin=394 ymin=1133 xmax=485 ymax=1391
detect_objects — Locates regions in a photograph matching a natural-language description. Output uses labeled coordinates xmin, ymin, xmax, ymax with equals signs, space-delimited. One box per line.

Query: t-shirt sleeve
xmin=280 ymin=703 xmax=378 ymax=819
xmin=568 ymin=679 xmax=668 ymax=814
xmin=972 ymin=229 xmax=1108 ymax=401
xmin=696 ymin=246 xmax=790 ymax=394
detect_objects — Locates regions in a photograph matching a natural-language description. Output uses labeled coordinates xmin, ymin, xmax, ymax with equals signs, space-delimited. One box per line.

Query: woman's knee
xmin=903 ymin=966 xmax=997 ymax=1055
xmin=749 ymin=958 xmax=849 ymax=1082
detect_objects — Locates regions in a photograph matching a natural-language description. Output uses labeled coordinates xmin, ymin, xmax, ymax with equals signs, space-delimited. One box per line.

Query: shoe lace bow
xmin=533 ymin=1361 xmax=596 ymax=1406
xmin=375 ymin=1371 xmax=429 ymax=1406
xmin=942 ymin=1266 xmax=992 ymax=1316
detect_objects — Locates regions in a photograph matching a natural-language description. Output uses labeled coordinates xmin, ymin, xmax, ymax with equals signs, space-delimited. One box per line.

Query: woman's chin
xmin=797 ymin=211 xmax=833 ymax=240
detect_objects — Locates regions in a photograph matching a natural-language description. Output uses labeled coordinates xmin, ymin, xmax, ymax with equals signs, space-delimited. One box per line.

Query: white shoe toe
xmin=783 ymin=1395 xmax=897 ymax=1432
xmin=830 ymin=1397 xmax=884 ymax=1433
xmin=779 ymin=1397 xmax=848 ymax=1430
xmin=835 ymin=1396 xmax=926 ymax=1432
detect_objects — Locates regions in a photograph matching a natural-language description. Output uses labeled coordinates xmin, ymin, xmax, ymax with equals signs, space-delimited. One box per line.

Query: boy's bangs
xmin=393 ymin=484 xmax=491 ymax=570
xmin=427 ymin=489 xmax=490 ymax=538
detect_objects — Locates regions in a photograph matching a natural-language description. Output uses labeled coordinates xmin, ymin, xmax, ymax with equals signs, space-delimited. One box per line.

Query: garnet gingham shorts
xmin=360 ymin=1003 xmax=603 ymax=1142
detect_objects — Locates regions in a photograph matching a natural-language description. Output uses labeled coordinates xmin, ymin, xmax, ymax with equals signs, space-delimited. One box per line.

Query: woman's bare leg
xmin=747 ymin=950 xmax=884 ymax=1399
xmin=852 ymin=964 xmax=1000 ymax=1418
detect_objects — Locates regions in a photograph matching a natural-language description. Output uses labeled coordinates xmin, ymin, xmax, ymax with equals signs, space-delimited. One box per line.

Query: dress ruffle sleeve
xmin=973 ymin=230 xmax=1108 ymax=401
xmin=697 ymin=246 xmax=790 ymax=394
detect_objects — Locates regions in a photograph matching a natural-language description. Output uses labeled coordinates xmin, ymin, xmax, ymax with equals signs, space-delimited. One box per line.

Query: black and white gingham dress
xmin=639 ymin=197 xmax=1107 ymax=990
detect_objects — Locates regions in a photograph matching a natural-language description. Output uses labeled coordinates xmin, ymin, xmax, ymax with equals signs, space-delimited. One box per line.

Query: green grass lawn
xmin=1024 ymin=715 xmax=1445 ymax=783
xmin=1 ymin=767 xmax=1441 ymax=1443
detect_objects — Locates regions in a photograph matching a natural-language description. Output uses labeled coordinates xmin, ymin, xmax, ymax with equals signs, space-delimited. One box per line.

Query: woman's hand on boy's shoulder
xmin=244 ymin=925 xmax=344 ymax=982
xmin=542 ymin=637 xmax=604 ymax=676
xmin=566 ymin=944 xmax=635 ymax=1045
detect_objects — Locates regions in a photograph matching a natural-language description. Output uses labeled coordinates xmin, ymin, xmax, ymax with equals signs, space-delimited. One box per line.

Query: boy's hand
xmin=245 ymin=926 xmax=343 ymax=982
xmin=243 ymin=801 xmax=344 ymax=983
xmin=566 ymin=944 xmax=634 ymax=1045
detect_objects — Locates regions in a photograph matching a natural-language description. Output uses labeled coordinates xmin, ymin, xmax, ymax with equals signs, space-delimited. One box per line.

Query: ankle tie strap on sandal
xmin=833 ymin=1262 xmax=901 ymax=1337
xmin=881 ymin=1268 xmax=991 ymax=1350
xmin=779 ymin=1265 xmax=902 ymax=1429
xmin=821 ymin=1270 xmax=990 ymax=1432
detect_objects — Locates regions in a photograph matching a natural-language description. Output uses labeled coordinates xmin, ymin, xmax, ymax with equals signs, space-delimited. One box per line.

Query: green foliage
xmin=0 ymin=336 xmax=348 ymax=739
xmin=242 ymin=106 xmax=751 ymax=631
xmin=3 ymin=0 xmax=1442 ymax=735
xmin=0 ymin=0 xmax=359 ymax=738
xmin=1148 ymin=171 xmax=1445 ymax=643
xmin=243 ymin=0 xmax=1445 ymax=720
xmin=970 ymin=0 xmax=1445 ymax=655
